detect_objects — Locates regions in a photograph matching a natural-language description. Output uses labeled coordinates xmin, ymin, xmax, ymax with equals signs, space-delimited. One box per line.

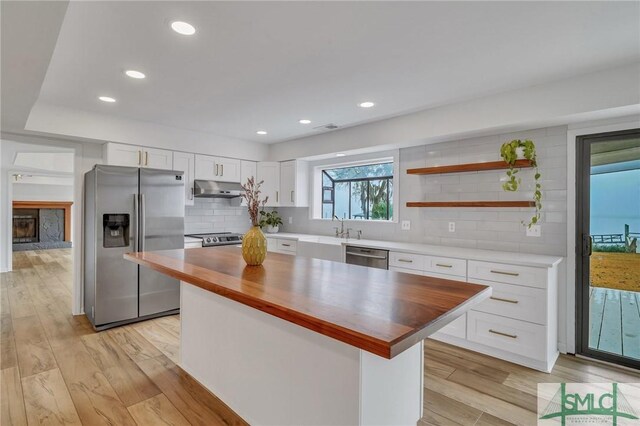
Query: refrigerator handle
xmin=133 ymin=193 xmax=139 ymax=252
xmin=140 ymin=193 xmax=146 ymax=252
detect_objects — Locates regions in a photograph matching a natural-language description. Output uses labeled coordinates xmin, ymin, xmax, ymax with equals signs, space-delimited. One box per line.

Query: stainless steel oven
xmin=345 ymin=246 xmax=389 ymax=270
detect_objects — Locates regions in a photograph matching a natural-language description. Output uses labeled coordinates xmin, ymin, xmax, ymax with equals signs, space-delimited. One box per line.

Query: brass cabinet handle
xmin=221 ymin=164 xmax=224 ymax=176
xmin=215 ymin=164 xmax=219 ymax=176
xmin=281 ymin=243 xmax=291 ymax=247
xmin=138 ymin=150 xmax=142 ymax=165
xmin=436 ymin=263 xmax=453 ymax=268
xmin=490 ymin=296 xmax=519 ymax=304
xmin=276 ymin=191 xmax=279 ymax=202
xmin=398 ymin=259 xmax=413 ymax=263
xmin=291 ymin=190 xmax=294 ymax=203
xmin=144 ymin=151 xmax=149 ymax=166
xmin=490 ymin=270 xmax=520 ymax=277
xmin=489 ymin=329 xmax=517 ymax=339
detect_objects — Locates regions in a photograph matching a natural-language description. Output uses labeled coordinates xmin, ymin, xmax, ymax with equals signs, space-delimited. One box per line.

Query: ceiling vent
xmin=313 ymin=123 xmax=339 ymax=131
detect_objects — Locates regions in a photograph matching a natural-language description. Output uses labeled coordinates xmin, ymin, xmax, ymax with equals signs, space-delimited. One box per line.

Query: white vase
xmin=265 ymin=225 xmax=279 ymax=234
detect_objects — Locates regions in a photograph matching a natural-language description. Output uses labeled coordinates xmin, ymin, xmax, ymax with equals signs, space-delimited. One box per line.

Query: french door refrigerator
xmin=84 ymin=165 xmax=184 ymax=330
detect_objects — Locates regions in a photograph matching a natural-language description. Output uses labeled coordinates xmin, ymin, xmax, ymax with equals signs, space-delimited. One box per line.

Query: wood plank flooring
xmin=589 ymin=287 xmax=640 ymax=360
xmin=2 ymin=249 xmax=639 ymax=426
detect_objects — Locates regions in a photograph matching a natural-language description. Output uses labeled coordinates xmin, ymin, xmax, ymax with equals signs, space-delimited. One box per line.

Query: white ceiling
xmin=32 ymin=1 xmax=640 ymax=144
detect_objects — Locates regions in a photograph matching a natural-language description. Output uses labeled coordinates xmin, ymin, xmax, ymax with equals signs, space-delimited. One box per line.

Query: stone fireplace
xmin=12 ymin=201 xmax=73 ymax=251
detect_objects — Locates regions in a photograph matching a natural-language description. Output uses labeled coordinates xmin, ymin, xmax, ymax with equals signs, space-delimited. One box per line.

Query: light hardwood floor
xmin=1 ymin=249 xmax=638 ymax=426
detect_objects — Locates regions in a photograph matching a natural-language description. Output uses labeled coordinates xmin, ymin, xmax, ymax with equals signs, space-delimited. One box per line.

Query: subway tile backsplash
xmin=278 ymin=125 xmax=568 ymax=257
xmin=185 ymin=198 xmax=251 ymax=234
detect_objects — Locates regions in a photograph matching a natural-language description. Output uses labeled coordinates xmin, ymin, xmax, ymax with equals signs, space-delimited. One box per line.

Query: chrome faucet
xmin=333 ymin=215 xmax=348 ymax=239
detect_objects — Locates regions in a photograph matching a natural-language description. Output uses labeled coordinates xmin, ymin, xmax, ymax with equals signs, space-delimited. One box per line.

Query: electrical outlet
xmin=526 ymin=224 xmax=541 ymax=237
xmin=288 ymin=217 xmax=293 ymax=224
xmin=449 ymin=222 xmax=455 ymax=232
xmin=401 ymin=220 xmax=411 ymax=230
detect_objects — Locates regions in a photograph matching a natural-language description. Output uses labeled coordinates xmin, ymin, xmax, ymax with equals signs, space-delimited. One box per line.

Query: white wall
xmin=280 ymin=126 xmax=567 ymax=255
xmin=26 ymin=103 xmax=270 ymax=162
xmin=13 ymin=183 xmax=74 ymax=201
xmin=269 ymin=63 xmax=640 ymax=161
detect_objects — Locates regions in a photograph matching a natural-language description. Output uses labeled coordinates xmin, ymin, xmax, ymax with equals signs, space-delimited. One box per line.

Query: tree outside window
xmin=321 ymin=162 xmax=393 ymax=221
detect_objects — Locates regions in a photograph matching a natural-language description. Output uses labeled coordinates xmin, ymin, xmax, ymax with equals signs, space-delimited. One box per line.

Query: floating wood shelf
xmin=406 ymin=201 xmax=536 ymax=208
xmin=407 ymin=159 xmax=534 ymax=175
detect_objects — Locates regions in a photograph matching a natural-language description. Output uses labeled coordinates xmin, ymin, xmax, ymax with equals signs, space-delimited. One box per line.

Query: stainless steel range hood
xmin=194 ymin=180 xmax=244 ymax=198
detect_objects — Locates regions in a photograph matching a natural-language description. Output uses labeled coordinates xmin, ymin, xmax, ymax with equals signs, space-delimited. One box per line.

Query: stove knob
xmin=205 ymin=237 xmax=212 ymax=243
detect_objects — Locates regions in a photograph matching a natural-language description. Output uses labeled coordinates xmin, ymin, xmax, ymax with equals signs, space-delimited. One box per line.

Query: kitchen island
xmin=125 ymin=247 xmax=491 ymax=425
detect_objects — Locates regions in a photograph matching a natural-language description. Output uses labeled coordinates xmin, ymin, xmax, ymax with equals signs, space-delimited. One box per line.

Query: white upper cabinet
xmin=216 ymin=157 xmax=241 ymax=183
xmin=240 ymin=160 xmax=257 ymax=186
xmin=103 ymin=143 xmax=141 ymax=167
xmin=143 ymin=147 xmax=173 ymax=170
xmin=103 ymin=143 xmax=172 ymax=170
xmin=279 ymin=160 xmax=309 ymax=207
xmin=194 ymin=154 xmax=216 ymax=180
xmin=239 ymin=161 xmax=257 ymax=206
xmin=257 ymin=162 xmax=280 ymax=207
xmin=173 ymin=152 xmax=195 ymax=206
xmin=194 ymin=154 xmax=241 ymax=183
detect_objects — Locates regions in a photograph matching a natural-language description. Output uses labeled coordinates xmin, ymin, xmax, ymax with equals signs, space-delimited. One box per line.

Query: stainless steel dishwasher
xmin=345 ymin=246 xmax=389 ymax=270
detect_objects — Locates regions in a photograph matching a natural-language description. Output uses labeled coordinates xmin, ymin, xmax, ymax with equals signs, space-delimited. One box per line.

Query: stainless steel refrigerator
xmin=84 ymin=165 xmax=184 ymax=330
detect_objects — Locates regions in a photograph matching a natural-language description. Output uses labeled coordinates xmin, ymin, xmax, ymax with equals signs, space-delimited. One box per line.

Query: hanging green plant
xmin=500 ymin=139 xmax=542 ymax=228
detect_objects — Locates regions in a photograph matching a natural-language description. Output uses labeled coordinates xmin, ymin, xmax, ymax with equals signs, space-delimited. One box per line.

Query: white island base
xmin=180 ymin=282 xmax=424 ymax=425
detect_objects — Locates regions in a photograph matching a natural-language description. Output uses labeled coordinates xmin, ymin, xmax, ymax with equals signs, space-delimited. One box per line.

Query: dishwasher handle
xmin=345 ymin=251 xmax=388 ymax=260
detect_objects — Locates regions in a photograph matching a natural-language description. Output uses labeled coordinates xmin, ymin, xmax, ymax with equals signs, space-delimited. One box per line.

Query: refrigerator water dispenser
xmin=103 ymin=214 xmax=130 ymax=248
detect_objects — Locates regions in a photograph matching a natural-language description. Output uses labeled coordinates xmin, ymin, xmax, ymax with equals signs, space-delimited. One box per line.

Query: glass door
xmin=576 ymin=129 xmax=640 ymax=369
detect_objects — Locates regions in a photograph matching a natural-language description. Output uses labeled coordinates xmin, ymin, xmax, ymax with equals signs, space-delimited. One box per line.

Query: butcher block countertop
xmin=125 ymin=247 xmax=491 ymax=359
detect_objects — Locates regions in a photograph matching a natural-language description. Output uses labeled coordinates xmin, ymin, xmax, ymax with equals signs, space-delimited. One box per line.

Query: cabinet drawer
xmin=438 ymin=314 xmax=466 ymax=339
xmin=276 ymin=239 xmax=297 ymax=253
xmin=468 ymin=261 xmax=547 ymax=289
xmin=467 ymin=311 xmax=547 ymax=360
xmin=424 ymin=256 xmax=466 ymax=278
xmin=389 ymin=252 xmax=424 ymax=271
xmin=389 ymin=266 xmax=422 ymax=276
xmin=469 ymin=279 xmax=547 ymax=325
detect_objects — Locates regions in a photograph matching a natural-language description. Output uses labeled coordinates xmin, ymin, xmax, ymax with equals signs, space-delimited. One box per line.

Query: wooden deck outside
xmin=589 ymin=287 xmax=640 ymax=360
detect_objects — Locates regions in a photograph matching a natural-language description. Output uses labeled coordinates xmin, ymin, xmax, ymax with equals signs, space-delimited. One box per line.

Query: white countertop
xmin=266 ymin=232 xmax=563 ymax=268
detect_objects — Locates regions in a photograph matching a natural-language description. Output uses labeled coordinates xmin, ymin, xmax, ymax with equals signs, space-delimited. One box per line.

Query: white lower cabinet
xmin=466 ymin=311 xmax=547 ymax=361
xmin=439 ymin=315 xmax=467 ymax=339
xmin=266 ymin=237 xmax=297 ymax=255
xmin=390 ymin=252 xmax=559 ymax=372
xmin=390 ymin=257 xmax=466 ymax=339
xmin=468 ymin=278 xmax=547 ymax=325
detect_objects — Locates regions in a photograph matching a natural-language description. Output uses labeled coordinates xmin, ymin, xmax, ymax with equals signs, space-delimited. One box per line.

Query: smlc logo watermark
xmin=538 ymin=383 xmax=640 ymax=425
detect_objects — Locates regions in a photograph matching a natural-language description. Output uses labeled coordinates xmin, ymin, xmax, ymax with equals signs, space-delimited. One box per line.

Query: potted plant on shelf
xmin=241 ymin=177 xmax=268 ymax=266
xmin=500 ymin=139 xmax=542 ymax=228
xmin=260 ymin=210 xmax=283 ymax=234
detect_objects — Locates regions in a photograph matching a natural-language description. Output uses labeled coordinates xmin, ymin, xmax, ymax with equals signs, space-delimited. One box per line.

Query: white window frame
xmin=309 ymin=150 xmax=399 ymax=223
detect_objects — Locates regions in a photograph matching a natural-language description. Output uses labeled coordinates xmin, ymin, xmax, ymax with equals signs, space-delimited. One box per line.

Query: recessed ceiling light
xmin=358 ymin=101 xmax=375 ymax=108
xmin=125 ymin=70 xmax=145 ymax=79
xmin=98 ymin=96 xmax=116 ymax=103
xmin=336 ymin=153 xmax=346 ymax=157
xmin=256 ymin=130 xmax=268 ymax=135
xmin=299 ymin=119 xmax=311 ymax=124
xmin=171 ymin=21 xmax=196 ymax=36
